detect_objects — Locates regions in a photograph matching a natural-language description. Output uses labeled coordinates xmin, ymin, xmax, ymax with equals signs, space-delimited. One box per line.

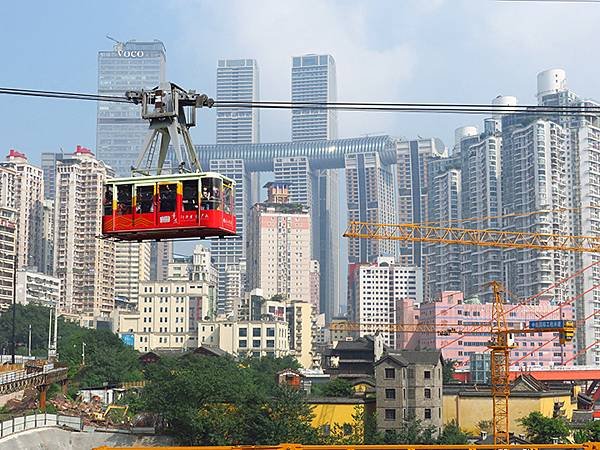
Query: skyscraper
xmin=212 ymin=58 xmax=260 ymax=315
xmin=216 ymin=59 xmax=260 ymax=144
xmin=291 ymin=54 xmax=337 ymax=142
xmin=1 ymin=150 xmax=44 ymax=270
xmin=53 ymin=146 xmax=115 ymax=316
xmin=290 ymin=53 xmax=339 ymax=320
xmin=96 ymin=39 xmax=166 ymax=176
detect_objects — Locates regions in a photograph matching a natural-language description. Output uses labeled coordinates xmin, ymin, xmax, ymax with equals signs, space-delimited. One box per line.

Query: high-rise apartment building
xmin=0 ymin=164 xmax=17 ymax=310
xmin=534 ymin=69 xmax=600 ymax=364
xmin=345 ymin=152 xmax=397 ymax=264
xmin=1 ymin=150 xmax=44 ymax=270
xmin=114 ymin=242 xmax=151 ymax=305
xmin=396 ymin=139 xmax=446 ymax=268
xmin=501 ymin=115 xmax=569 ymax=303
xmin=427 ymin=164 xmax=462 ymax=298
xmin=97 ymin=39 xmax=166 ymax=176
xmin=247 ymin=183 xmax=312 ymax=304
xmin=53 ymin=146 xmax=115 ymax=316
xmin=348 ymin=257 xmax=422 ymax=348
xmin=291 ymin=54 xmax=337 ymax=142
xmin=216 ymin=59 xmax=260 ymax=144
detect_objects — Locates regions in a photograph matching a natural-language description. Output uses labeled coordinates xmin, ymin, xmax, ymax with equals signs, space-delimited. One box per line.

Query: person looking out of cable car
xmin=103 ymin=186 xmax=113 ymax=216
xmin=159 ymin=184 xmax=176 ymax=212
xmin=182 ymin=181 xmax=199 ymax=211
xmin=117 ymin=185 xmax=132 ymax=215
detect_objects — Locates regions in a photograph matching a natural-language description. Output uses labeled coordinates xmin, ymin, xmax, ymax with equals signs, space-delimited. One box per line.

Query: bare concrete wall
xmin=0 ymin=427 xmax=174 ymax=450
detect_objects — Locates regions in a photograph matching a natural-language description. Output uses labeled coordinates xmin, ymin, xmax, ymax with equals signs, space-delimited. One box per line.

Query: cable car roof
xmin=106 ymin=171 xmax=235 ymax=185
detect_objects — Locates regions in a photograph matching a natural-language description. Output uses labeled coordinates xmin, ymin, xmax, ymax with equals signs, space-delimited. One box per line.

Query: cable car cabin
xmin=102 ymin=173 xmax=236 ymax=241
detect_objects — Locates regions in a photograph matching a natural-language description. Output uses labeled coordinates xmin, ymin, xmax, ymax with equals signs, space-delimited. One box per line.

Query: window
xmin=239 ymin=328 xmax=247 ymax=337
xmin=201 ymin=177 xmax=222 ymax=210
xmin=384 ymin=368 xmax=396 ymax=379
xmin=424 ymin=370 xmax=431 ymax=379
xmin=239 ymin=340 xmax=247 ymax=348
xmin=117 ymin=184 xmax=132 ymax=215
xmin=159 ymin=183 xmax=177 ymax=212
xmin=424 ymin=409 xmax=432 ymax=419
xmin=103 ymin=185 xmax=113 ymax=215
xmin=384 ymin=409 xmax=396 ymax=421
xmin=385 ymin=389 xmax=396 ymax=400
xmin=136 ymin=185 xmax=154 ymax=213
xmin=223 ymin=182 xmax=233 ymax=214
xmin=182 ymin=180 xmax=199 ymax=211
xmin=424 ymin=388 xmax=431 ymax=399
xmin=266 ymin=340 xmax=274 ymax=348
xmin=253 ymin=339 xmax=260 ymax=348
xmin=266 ymin=328 xmax=275 ymax=337
xmin=253 ymin=328 xmax=261 ymax=337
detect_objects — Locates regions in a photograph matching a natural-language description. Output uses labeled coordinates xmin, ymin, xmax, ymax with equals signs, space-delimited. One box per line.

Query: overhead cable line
xmin=2 ymin=87 xmax=600 ymax=115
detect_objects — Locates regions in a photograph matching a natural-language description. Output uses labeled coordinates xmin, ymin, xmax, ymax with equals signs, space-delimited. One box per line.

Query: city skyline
xmin=3 ymin=1 xmax=600 ymax=164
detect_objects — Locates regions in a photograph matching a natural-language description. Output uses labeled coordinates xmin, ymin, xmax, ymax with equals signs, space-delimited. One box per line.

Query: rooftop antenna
xmin=106 ymin=35 xmax=124 ymax=52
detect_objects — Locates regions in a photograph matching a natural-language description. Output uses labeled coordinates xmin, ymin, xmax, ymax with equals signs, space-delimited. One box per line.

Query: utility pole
xmin=47 ymin=308 xmax=52 ymax=360
xmin=11 ymin=253 xmax=17 ymax=364
xmin=28 ymin=324 xmax=31 ymax=357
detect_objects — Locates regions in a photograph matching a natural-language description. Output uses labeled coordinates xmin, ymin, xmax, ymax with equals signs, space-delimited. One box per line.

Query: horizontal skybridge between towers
xmin=197 ymin=135 xmax=403 ymax=170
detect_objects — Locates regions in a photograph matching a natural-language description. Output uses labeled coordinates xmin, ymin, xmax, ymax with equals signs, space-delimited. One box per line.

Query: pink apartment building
xmin=414 ymin=291 xmax=576 ymax=369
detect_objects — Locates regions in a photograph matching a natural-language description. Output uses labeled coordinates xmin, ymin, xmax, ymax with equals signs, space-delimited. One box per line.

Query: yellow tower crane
xmin=342 ymin=220 xmax=584 ymax=444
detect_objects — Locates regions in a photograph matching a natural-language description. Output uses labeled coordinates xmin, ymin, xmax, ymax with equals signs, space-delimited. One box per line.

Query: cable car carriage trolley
xmin=101 ymin=82 xmax=236 ymax=241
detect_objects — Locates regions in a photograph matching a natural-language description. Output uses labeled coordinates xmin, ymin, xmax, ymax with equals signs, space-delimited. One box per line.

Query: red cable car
xmin=102 ymin=172 xmax=236 ymax=241
xmin=100 ymin=82 xmax=235 ymax=241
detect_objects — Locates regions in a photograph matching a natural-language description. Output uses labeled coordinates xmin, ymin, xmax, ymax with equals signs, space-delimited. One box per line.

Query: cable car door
xmin=134 ymin=183 xmax=156 ymax=230
xmin=157 ymin=182 xmax=180 ymax=228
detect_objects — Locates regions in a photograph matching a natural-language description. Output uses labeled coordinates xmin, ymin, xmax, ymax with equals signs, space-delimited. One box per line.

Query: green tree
xmin=0 ymin=304 xmax=142 ymax=389
xmin=442 ymin=359 xmax=458 ymax=383
xmin=314 ymin=378 xmax=354 ymax=397
xmin=573 ymin=419 xmax=600 ymax=443
xmin=518 ymin=411 xmax=570 ymax=444
xmin=437 ymin=420 xmax=469 ymax=444
xmin=140 ymin=355 xmax=318 ymax=445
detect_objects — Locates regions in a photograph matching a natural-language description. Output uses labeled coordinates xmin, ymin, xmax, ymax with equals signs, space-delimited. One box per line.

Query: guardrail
xmin=0 ymin=413 xmax=82 ymax=439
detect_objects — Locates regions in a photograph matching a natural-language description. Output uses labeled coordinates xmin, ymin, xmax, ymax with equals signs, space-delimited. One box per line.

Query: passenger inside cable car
xmin=159 ymin=184 xmax=176 ymax=212
xmin=136 ymin=185 xmax=154 ymax=213
xmin=182 ymin=181 xmax=198 ymax=211
xmin=117 ymin=185 xmax=132 ymax=215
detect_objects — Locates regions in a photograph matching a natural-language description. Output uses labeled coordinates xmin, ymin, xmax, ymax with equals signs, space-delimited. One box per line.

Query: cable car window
xmin=182 ymin=180 xmax=199 ymax=211
xmin=136 ymin=185 xmax=154 ymax=214
xmin=223 ymin=183 xmax=233 ymax=214
xmin=103 ymin=185 xmax=113 ymax=216
xmin=117 ymin=185 xmax=132 ymax=215
xmin=201 ymin=177 xmax=222 ymax=210
xmin=159 ymin=184 xmax=177 ymax=212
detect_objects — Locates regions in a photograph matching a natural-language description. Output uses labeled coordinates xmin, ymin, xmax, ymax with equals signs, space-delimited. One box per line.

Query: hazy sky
xmin=2 ymin=0 xmax=600 ymax=164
